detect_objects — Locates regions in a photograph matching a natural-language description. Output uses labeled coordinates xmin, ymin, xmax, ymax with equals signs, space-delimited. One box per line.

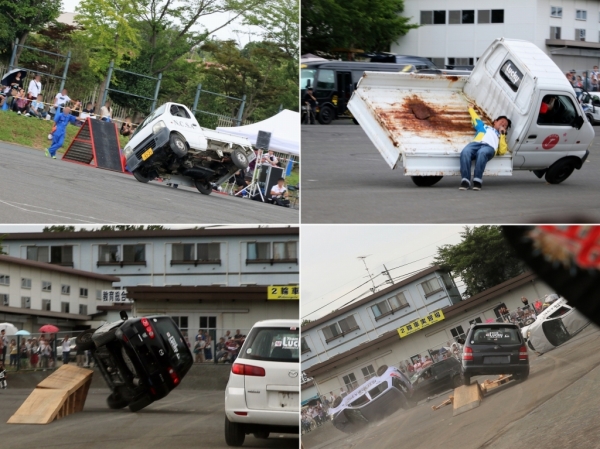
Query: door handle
xmin=527 ymin=135 xmax=537 ymax=139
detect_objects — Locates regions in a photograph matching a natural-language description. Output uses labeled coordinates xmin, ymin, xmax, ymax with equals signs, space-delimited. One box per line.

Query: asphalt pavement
xmin=0 ymin=141 xmax=298 ymax=224
xmin=303 ymin=324 xmax=600 ymax=449
xmin=301 ymin=121 xmax=600 ymax=223
xmin=0 ymin=389 xmax=299 ymax=449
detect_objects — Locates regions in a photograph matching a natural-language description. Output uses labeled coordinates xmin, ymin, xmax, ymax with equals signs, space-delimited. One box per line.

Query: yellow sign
xmin=397 ymin=309 xmax=445 ymax=338
xmin=267 ymin=285 xmax=299 ymax=300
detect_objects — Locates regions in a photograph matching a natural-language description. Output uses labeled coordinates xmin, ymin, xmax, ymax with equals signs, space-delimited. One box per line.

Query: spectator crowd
xmin=189 ymin=329 xmax=247 ymax=364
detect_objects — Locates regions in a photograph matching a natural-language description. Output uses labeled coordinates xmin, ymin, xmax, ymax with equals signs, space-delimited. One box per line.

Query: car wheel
xmin=128 ymin=394 xmax=153 ymax=412
xmin=132 ymin=168 xmax=153 ymax=183
xmin=586 ymin=113 xmax=594 ymax=124
xmin=545 ymin=158 xmax=577 ymax=184
xmin=318 ymin=105 xmax=334 ymax=124
xmin=253 ymin=431 xmax=269 ymax=439
xmin=75 ymin=329 xmax=96 ymax=351
xmin=376 ymin=365 xmax=389 ymax=376
xmin=231 ymin=149 xmax=249 ymax=169
xmin=224 ymin=416 xmax=245 ymax=447
xmin=107 ymin=392 xmax=129 ymax=409
xmin=194 ymin=178 xmax=213 ymax=195
xmin=92 ymin=328 xmax=118 ymax=347
xmin=514 ymin=370 xmax=529 ymax=382
xmin=463 ymin=374 xmax=471 ymax=386
xmin=169 ymin=133 xmax=188 ymax=157
xmin=452 ymin=374 xmax=463 ymax=388
xmin=411 ymin=176 xmax=443 ymax=187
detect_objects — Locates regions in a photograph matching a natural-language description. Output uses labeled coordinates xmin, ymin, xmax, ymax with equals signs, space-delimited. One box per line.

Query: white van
xmin=348 ymin=38 xmax=594 ymax=187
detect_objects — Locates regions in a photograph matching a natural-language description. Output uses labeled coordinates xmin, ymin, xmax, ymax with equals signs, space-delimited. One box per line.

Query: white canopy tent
xmin=216 ymin=109 xmax=300 ymax=157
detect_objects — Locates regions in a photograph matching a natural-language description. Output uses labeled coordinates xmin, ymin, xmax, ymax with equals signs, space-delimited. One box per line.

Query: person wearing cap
xmin=459 ymin=106 xmax=511 ymax=191
xmin=303 ymin=87 xmax=317 ymax=124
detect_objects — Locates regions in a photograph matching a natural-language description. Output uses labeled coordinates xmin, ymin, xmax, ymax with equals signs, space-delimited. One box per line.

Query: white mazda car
xmin=224 ymin=319 xmax=299 ymax=446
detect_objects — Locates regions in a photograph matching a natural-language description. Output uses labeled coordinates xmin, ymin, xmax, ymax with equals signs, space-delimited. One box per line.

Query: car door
xmin=167 ymin=104 xmax=207 ymax=151
xmin=431 ymin=362 xmax=451 ymax=393
xmin=414 ymin=369 xmax=437 ymax=400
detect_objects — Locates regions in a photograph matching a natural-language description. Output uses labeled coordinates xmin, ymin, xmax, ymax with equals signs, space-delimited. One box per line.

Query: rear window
xmin=350 ymin=395 xmax=369 ymax=407
xmin=470 ymin=326 xmax=521 ymax=344
xmin=368 ymin=383 xmax=387 ymax=399
xmin=151 ymin=317 xmax=193 ymax=370
xmin=239 ymin=326 xmax=299 ymax=363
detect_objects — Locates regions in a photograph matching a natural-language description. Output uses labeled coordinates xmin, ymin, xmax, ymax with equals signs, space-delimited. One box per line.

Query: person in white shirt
xmin=262 ymin=149 xmax=279 ymax=166
xmin=270 ymin=178 xmax=290 ymax=207
xmin=100 ymin=100 xmax=113 ymax=122
xmin=61 ymin=336 xmax=71 ymax=365
xmin=53 ymin=88 xmax=71 ymax=115
xmin=27 ymin=74 xmax=42 ymax=100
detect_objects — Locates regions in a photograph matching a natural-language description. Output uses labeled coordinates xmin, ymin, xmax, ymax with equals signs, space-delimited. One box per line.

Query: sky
xmin=301 ymin=225 xmax=469 ymax=321
xmin=61 ymin=0 xmax=260 ymax=46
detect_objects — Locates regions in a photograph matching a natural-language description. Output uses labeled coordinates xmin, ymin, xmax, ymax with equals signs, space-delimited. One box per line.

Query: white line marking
xmin=0 ymin=199 xmax=120 ymax=223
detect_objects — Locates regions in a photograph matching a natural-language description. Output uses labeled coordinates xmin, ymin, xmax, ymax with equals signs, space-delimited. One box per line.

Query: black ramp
xmin=90 ymin=120 xmax=122 ymax=171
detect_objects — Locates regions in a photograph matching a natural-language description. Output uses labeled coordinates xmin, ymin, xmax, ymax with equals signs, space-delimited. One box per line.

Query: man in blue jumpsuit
xmin=45 ymin=106 xmax=85 ymax=159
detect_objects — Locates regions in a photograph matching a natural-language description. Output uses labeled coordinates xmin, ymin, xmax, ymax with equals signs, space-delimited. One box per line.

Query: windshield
xmin=470 ymin=327 xmax=521 ymax=345
xmin=151 ymin=317 xmax=193 ymax=371
xmin=238 ymin=326 xmax=299 ymax=363
xmin=301 ymin=68 xmax=316 ymax=90
xmin=131 ymin=104 xmax=166 ymax=138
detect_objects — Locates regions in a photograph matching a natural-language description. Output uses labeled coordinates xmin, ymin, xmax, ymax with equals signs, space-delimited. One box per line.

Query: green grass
xmin=0 ymin=111 xmax=128 ymax=152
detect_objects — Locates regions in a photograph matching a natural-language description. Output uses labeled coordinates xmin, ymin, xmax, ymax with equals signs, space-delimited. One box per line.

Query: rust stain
xmin=447 ymin=75 xmax=459 ymax=82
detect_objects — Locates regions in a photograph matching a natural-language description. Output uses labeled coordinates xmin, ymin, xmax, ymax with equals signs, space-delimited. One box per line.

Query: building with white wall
xmin=392 ymin=0 xmax=600 ymax=72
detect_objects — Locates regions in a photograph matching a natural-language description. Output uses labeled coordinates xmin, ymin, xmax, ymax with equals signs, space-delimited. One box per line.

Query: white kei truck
xmin=348 ymin=38 xmax=594 ymax=187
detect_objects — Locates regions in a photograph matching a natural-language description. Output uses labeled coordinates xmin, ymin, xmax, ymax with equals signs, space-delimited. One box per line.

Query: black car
xmin=76 ymin=312 xmax=193 ymax=412
xmin=410 ymin=357 xmax=463 ymax=402
xmin=461 ymin=323 xmax=529 ymax=386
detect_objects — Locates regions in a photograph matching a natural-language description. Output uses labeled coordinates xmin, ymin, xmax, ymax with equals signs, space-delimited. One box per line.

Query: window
xmin=448 ymin=57 xmax=474 ymax=66
xmin=537 ymin=95 xmax=578 ymax=126
xmin=421 ymin=277 xmax=442 ymax=296
xmin=371 ymin=300 xmax=391 ymax=318
xmin=316 ymin=69 xmax=335 ymax=90
xmin=389 ymin=292 xmax=409 ymax=310
xmin=322 ymin=315 xmax=359 ymax=342
xmin=21 ymin=278 xmax=31 ymax=289
xmin=0 ymin=294 xmax=8 ymax=306
xmin=27 ymin=246 xmax=49 ymax=262
xmin=471 ymin=326 xmax=521 ymax=344
xmin=478 ymin=9 xmax=504 ymax=24
xmin=301 ymin=337 xmax=311 ymax=354
xmin=42 ymin=299 xmax=51 ymax=311
xmin=469 ymin=317 xmax=483 ymax=325
xmin=21 ymin=296 xmax=30 ymax=308
xmin=172 ymin=243 xmax=195 ymax=261
xmin=273 ymin=242 xmax=297 ymax=261
xmin=420 ymin=10 xmax=446 ymax=25
xmin=576 ymin=10 xmax=587 ymax=21
xmin=0 ymin=274 xmax=9 ymax=285
xmin=50 ymin=245 xmax=73 ymax=266
xmin=550 ymin=6 xmax=562 ymax=18
xmin=550 ymin=26 xmax=561 ymax=39
xmin=575 ymin=29 xmax=586 ymax=41
xmin=371 ymin=292 xmax=408 ymax=319
xmin=79 ymin=304 xmax=88 ymax=315
xmin=42 ymin=281 xmax=51 ymax=292
xmin=79 ymin=288 xmax=88 ymax=298
xmin=428 ymin=57 xmax=445 ymax=68
xmin=99 ymin=245 xmax=119 ymax=263
xmin=61 ymin=302 xmax=70 ymax=313
xmin=449 ymin=10 xmax=474 ymax=24
xmin=199 ymin=316 xmax=217 ymax=330
xmin=247 ymin=242 xmax=271 ymax=262
xmin=123 ymin=244 xmax=146 ymax=263
xmin=170 ymin=104 xmax=190 ymax=118
xmin=197 ymin=243 xmax=220 ymax=262
xmin=61 ymin=284 xmax=71 ymax=295
xmin=450 ymin=325 xmax=466 ymax=341
xmin=342 ymin=373 xmax=359 ymax=391
xmin=96 ymin=290 xmax=102 ymax=300
xmin=361 ymin=365 xmax=376 ymax=381
xmin=170 ymin=316 xmax=189 ymax=332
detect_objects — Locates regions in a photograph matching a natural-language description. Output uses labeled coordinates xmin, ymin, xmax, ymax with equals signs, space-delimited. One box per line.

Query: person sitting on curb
xmin=459 ymin=106 xmax=511 ymax=191
xmin=45 ymin=105 xmax=85 ymax=159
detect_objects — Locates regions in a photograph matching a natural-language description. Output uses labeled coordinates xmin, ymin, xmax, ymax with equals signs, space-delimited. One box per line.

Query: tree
xmin=434 ymin=226 xmax=526 ymax=298
xmin=43 ymin=226 xmax=76 ymax=232
xmin=0 ymin=0 xmax=62 ymax=64
xmin=301 ymin=0 xmax=418 ymax=55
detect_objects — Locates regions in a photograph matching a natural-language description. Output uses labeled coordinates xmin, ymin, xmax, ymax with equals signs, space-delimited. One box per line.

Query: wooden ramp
xmin=452 ymin=382 xmax=483 ymax=416
xmin=8 ymin=365 xmax=93 ymax=424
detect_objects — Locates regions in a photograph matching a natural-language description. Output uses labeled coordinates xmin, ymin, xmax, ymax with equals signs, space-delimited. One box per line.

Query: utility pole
xmin=383 ymin=264 xmax=395 ymax=285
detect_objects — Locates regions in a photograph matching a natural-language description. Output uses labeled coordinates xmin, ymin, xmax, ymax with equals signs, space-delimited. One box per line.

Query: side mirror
xmin=120 ymin=310 xmax=129 ymax=321
xmin=573 ymin=115 xmax=585 ymax=130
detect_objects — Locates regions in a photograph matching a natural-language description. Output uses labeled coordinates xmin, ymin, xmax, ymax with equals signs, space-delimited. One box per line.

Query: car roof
xmin=250 ymin=319 xmax=299 ymax=328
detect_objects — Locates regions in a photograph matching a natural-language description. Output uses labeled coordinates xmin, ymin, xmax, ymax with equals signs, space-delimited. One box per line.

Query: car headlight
xmin=123 ymin=146 xmax=133 ymax=158
xmin=153 ymin=120 xmax=166 ymax=134
xmin=527 ymin=330 xmax=531 ymax=339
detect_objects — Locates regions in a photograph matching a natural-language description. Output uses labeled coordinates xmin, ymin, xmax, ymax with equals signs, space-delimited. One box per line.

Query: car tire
xmin=169 ymin=133 xmax=188 ymax=158
xmin=586 ymin=113 xmax=594 ymax=124
xmin=75 ymin=329 xmax=96 ymax=351
xmin=545 ymin=158 xmax=576 ymax=184
xmin=376 ymin=365 xmax=389 ymax=376
xmin=332 ymin=396 xmax=342 ymax=408
xmin=194 ymin=179 xmax=213 ymax=195
xmin=253 ymin=431 xmax=269 ymax=439
xmin=107 ymin=392 xmax=129 ymax=409
xmin=318 ymin=105 xmax=334 ymax=124
xmin=224 ymin=416 xmax=245 ymax=447
xmin=231 ymin=149 xmax=249 ymax=169
xmin=132 ymin=168 xmax=153 ymax=183
xmin=92 ymin=328 xmax=118 ymax=348
xmin=128 ymin=394 xmax=153 ymax=412
xmin=463 ymin=374 xmax=471 ymax=386
xmin=514 ymin=370 xmax=530 ymax=382
xmin=411 ymin=176 xmax=443 ymax=187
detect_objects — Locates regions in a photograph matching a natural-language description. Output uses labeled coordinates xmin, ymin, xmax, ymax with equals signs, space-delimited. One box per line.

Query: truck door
xmin=517 ymin=92 xmax=583 ymax=168
xmin=336 ymin=71 xmax=353 ymax=115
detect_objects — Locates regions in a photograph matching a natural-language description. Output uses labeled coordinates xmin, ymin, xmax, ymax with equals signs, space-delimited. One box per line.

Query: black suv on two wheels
xmin=76 ymin=313 xmax=193 ymax=412
xmin=461 ymin=323 xmax=529 ymax=386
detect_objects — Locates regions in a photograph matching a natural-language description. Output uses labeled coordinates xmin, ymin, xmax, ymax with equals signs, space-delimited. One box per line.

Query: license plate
xmin=484 ymin=356 xmax=510 ymax=364
xmin=278 ymin=392 xmax=298 ymax=407
xmin=141 ymin=148 xmax=153 ymax=161
xmin=247 ymin=151 xmax=256 ymax=162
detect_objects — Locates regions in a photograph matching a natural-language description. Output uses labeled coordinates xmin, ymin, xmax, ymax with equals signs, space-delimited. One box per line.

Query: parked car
xmin=409 ymin=357 xmax=463 ymax=402
xmin=76 ymin=312 xmax=193 ymax=412
xmin=123 ymin=102 xmax=255 ymax=195
xmin=329 ymin=365 xmax=414 ymax=434
xmin=224 ymin=319 xmax=299 ymax=446
xmin=461 ymin=323 xmax=529 ymax=386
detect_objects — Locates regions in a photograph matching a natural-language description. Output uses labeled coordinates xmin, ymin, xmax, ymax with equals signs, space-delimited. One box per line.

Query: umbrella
xmin=0 ymin=323 xmax=19 ymax=335
xmin=15 ymin=330 xmax=30 ymax=336
xmin=1 ymin=68 xmax=28 ymax=87
xmin=39 ymin=324 xmax=59 ymax=333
